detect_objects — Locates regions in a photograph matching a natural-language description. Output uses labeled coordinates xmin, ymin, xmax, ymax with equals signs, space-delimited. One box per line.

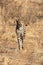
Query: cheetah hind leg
xmin=18 ymin=39 xmax=23 ymax=51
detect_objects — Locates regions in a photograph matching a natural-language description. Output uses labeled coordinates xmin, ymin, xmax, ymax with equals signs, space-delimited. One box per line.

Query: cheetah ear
xmin=25 ymin=24 xmax=28 ymax=26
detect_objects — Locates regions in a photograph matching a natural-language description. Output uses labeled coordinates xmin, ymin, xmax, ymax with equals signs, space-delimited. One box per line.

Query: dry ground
xmin=0 ymin=19 xmax=43 ymax=65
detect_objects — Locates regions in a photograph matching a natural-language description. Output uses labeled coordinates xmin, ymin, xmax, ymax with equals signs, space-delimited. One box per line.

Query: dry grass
xmin=0 ymin=0 xmax=43 ymax=65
